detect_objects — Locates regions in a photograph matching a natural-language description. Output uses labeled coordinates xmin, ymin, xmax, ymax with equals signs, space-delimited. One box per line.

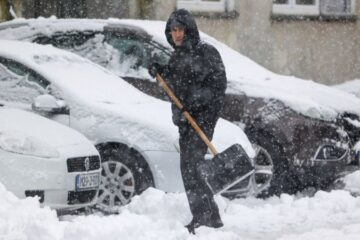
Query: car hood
xmin=0 ymin=108 xmax=91 ymax=148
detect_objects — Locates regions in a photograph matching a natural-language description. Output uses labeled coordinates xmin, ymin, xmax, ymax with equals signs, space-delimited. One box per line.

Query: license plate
xmin=76 ymin=173 xmax=100 ymax=190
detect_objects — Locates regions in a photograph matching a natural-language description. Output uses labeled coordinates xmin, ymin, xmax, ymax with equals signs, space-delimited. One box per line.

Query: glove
xmin=172 ymin=105 xmax=187 ymax=126
xmin=148 ymin=62 xmax=163 ymax=78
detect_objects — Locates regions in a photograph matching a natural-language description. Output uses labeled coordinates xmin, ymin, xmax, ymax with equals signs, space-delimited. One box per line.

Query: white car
xmin=0 ymin=40 xmax=271 ymax=212
xmin=0 ymin=106 xmax=101 ymax=212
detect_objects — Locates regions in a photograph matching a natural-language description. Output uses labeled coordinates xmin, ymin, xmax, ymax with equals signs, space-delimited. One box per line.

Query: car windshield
xmin=0 ymin=62 xmax=47 ymax=104
xmin=105 ymin=34 xmax=170 ymax=78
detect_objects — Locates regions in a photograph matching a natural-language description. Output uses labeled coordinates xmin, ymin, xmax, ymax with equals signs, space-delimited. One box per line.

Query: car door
xmin=0 ymin=57 xmax=70 ymax=126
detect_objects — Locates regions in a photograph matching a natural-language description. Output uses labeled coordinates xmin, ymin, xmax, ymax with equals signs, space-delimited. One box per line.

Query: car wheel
xmin=96 ymin=143 xmax=154 ymax=213
xmin=254 ymin=132 xmax=296 ymax=197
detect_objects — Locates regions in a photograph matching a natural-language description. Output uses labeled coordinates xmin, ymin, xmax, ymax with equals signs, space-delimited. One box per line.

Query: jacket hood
xmin=165 ymin=9 xmax=200 ymax=50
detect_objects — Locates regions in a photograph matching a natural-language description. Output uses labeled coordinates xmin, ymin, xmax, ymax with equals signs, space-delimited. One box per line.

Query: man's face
xmin=171 ymin=26 xmax=185 ymax=46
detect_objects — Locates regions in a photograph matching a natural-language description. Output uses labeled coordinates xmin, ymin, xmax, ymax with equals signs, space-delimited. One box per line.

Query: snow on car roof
xmin=1 ymin=18 xmax=360 ymax=121
xmin=0 ymin=39 xmax=254 ymax=155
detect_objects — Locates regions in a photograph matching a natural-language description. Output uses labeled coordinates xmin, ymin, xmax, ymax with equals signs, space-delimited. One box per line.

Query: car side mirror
xmin=32 ymin=94 xmax=69 ymax=115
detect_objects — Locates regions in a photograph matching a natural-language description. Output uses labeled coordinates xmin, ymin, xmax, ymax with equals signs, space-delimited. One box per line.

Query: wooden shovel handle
xmin=156 ymin=73 xmax=218 ymax=155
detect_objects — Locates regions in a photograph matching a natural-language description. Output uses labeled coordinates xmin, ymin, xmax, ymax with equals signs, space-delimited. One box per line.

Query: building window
xmin=272 ymin=0 xmax=320 ymax=16
xmin=272 ymin=0 xmax=356 ymax=18
xmin=177 ymin=0 xmax=235 ymax=13
xmin=320 ymin=0 xmax=355 ymax=17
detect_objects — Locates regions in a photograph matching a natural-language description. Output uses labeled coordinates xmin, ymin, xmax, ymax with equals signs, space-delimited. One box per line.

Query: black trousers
xmin=178 ymin=118 xmax=221 ymax=221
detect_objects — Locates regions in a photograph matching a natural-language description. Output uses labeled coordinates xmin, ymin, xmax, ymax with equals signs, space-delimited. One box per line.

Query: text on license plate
xmin=76 ymin=173 xmax=100 ymax=190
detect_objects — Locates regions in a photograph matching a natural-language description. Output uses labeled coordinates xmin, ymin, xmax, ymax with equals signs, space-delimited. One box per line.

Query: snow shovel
xmin=155 ymin=74 xmax=255 ymax=194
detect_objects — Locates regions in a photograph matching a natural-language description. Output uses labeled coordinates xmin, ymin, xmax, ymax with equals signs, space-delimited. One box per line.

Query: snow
xmin=1 ymin=173 xmax=360 ymax=240
xmin=334 ymin=79 xmax=360 ymax=98
xmin=343 ymin=171 xmax=360 ymax=194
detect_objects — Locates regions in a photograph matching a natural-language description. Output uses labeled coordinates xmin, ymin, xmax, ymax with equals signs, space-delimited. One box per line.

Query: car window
xmin=0 ymin=58 xmax=48 ymax=104
xmin=105 ymin=35 xmax=170 ymax=70
xmin=148 ymin=41 xmax=171 ymax=66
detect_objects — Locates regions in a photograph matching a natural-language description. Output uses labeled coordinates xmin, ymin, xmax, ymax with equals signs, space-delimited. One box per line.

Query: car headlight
xmin=314 ymin=144 xmax=347 ymax=161
xmin=0 ymin=131 xmax=59 ymax=158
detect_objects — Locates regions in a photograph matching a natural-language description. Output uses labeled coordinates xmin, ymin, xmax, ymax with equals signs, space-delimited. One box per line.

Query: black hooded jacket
xmin=163 ymin=9 xmax=227 ymax=126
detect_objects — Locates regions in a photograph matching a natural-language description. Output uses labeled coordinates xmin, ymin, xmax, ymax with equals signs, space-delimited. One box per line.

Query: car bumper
xmin=293 ymin=147 xmax=357 ymax=187
xmin=0 ymin=143 xmax=101 ymax=211
xmin=142 ymin=150 xmax=184 ymax=192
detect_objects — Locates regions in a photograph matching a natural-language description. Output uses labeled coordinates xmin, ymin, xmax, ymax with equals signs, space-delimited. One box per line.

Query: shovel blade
xmin=198 ymin=144 xmax=254 ymax=194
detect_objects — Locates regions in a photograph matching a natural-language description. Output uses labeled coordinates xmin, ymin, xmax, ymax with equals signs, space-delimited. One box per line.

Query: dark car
xmin=2 ymin=18 xmax=360 ymax=196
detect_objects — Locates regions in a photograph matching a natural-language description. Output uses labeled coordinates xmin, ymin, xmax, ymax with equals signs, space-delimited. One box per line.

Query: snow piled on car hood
xmin=0 ymin=108 xmax=91 ymax=148
xmin=1 ymin=174 xmax=360 ymax=240
xmin=1 ymin=18 xmax=360 ymax=121
xmin=0 ymin=39 xmax=254 ymax=156
xmin=334 ymin=79 xmax=360 ymax=98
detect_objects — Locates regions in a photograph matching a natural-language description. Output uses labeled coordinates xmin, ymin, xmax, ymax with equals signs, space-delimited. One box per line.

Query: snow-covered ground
xmin=1 ymin=170 xmax=360 ymax=240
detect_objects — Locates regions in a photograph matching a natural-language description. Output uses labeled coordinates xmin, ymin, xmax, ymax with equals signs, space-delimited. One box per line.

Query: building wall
xmin=85 ymin=0 xmax=129 ymax=19
xmin=233 ymin=0 xmax=360 ymax=84
xmin=0 ymin=0 xmax=23 ymax=20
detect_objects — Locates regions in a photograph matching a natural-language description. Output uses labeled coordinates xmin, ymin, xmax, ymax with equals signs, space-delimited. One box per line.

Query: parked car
xmin=0 ymin=40 xmax=271 ymax=212
xmin=1 ymin=18 xmax=359 ymax=196
xmin=0 ymin=106 xmax=101 ymax=213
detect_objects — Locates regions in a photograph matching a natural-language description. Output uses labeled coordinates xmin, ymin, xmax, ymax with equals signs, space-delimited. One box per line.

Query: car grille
xmin=67 ymin=156 xmax=100 ymax=173
xmin=68 ymin=190 xmax=97 ymax=205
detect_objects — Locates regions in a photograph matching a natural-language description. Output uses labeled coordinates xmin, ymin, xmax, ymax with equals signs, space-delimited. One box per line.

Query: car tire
xmin=254 ymin=132 xmax=297 ymax=197
xmin=95 ymin=143 xmax=154 ymax=213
